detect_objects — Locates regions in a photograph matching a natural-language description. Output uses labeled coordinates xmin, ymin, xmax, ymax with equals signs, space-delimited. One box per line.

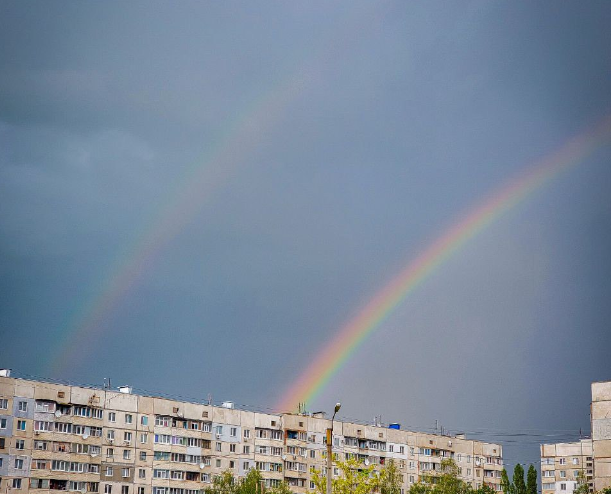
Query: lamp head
xmin=334 ymin=403 xmax=341 ymax=414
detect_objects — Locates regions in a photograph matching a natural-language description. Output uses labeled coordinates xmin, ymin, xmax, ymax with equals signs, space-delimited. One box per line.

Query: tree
xmin=574 ymin=470 xmax=590 ymax=494
xmin=205 ymin=471 xmax=237 ymax=494
xmin=512 ymin=465 xmax=526 ymax=494
xmin=310 ymin=458 xmax=378 ymax=494
xmin=205 ymin=469 xmax=291 ymax=494
xmin=378 ymin=459 xmax=403 ymax=494
xmin=501 ymin=468 xmax=511 ymax=494
xmin=409 ymin=459 xmax=471 ymax=494
xmin=526 ymin=465 xmax=537 ymax=494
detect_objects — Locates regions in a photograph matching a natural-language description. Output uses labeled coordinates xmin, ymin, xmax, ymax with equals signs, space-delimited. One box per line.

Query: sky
xmin=0 ymin=0 xmax=610 ymax=475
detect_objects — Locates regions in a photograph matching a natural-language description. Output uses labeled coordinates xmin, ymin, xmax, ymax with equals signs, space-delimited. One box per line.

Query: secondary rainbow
xmin=48 ymin=4 xmax=387 ymax=374
xmin=276 ymin=117 xmax=610 ymax=412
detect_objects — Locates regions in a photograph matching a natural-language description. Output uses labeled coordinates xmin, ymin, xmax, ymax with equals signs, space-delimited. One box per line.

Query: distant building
xmin=0 ymin=371 xmax=504 ymax=494
xmin=591 ymin=382 xmax=611 ymax=492
xmin=541 ymin=381 xmax=611 ymax=494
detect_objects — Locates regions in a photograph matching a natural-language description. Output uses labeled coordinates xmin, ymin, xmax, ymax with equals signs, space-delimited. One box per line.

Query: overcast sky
xmin=0 ymin=0 xmax=610 ymax=473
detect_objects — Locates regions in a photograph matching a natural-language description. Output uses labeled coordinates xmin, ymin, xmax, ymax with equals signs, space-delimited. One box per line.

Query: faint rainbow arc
xmin=49 ymin=72 xmax=309 ymax=374
xmin=276 ymin=117 xmax=610 ymax=412
xmin=48 ymin=3 xmax=390 ymax=375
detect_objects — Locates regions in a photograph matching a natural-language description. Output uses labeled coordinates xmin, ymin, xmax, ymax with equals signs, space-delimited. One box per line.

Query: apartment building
xmin=0 ymin=373 xmax=504 ymax=494
xmin=590 ymin=382 xmax=611 ymax=492
xmin=540 ymin=440 xmax=594 ymax=494
xmin=541 ymin=381 xmax=611 ymax=494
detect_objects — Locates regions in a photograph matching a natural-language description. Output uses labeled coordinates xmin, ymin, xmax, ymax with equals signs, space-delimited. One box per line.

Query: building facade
xmin=541 ymin=381 xmax=611 ymax=494
xmin=590 ymin=382 xmax=611 ymax=492
xmin=540 ymin=440 xmax=594 ymax=494
xmin=0 ymin=374 xmax=504 ymax=494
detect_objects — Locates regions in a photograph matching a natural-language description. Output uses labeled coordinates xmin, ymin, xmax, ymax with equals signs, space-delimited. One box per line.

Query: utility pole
xmin=327 ymin=403 xmax=341 ymax=494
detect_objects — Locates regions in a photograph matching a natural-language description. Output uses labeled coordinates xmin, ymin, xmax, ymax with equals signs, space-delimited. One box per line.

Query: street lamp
xmin=327 ymin=403 xmax=341 ymax=494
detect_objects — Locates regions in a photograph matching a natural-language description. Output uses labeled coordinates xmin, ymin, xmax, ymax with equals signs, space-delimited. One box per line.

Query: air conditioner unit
xmin=216 ymin=433 xmax=222 ymax=439
xmin=108 ymin=438 xmax=115 ymax=443
xmin=34 ymin=431 xmax=40 ymax=435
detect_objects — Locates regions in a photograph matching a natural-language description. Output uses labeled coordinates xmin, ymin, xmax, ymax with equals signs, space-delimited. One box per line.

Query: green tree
xmin=205 ymin=471 xmax=237 ymax=494
xmin=526 ymin=465 xmax=537 ymax=494
xmin=472 ymin=485 xmax=497 ymax=494
xmin=409 ymin=459 xmax=471 ymax=494
xmin=512 ymin=465 xmax=526 ymax=494
xmin=379 ymin=459 xmax=403 ymax=494
xmin=267 ymin=482 xmax=293 ymax=494
xmin=501 ymin=468 xmax=511 ymax=494
xmin=574 ymin=470 xmax=590 ymax=494
xmin=310 ymin=458 xmax=378 ymax=494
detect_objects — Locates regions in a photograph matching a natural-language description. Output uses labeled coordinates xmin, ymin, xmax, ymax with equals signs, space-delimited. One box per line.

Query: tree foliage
xmin=204 ymin=469 xmax=291 ymax=494
xmin=512 ymin=464 xmax=526 ymax=494
xmin=409 ymin=459 xmax=496 ymax=494
xmin=310 ymin=457 xmax=379 ymax=494
xmin=500 ymin=468 xmax=510 ymax=494
xmin=526 ymin=465 xmax=537 ymax=494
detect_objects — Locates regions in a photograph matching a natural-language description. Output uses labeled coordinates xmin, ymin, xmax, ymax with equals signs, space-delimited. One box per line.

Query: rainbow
xmin=276 ymin=117 xmax=610 ymax=412
xmin=48 ymin=3 xmax=387 ymax=374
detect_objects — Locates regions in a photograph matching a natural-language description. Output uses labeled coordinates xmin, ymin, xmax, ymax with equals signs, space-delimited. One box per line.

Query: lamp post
xmin=327 ymin=403 xmax=341 ymax=494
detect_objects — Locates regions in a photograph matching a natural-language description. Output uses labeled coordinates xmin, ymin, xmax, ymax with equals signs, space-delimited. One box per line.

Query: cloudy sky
xmin=0 ymin=0 xmax=610 ymax=471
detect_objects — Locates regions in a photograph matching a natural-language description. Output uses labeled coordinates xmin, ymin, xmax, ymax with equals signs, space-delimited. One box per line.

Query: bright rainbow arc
xmin=276 ymin=117 xmax=610 ymax=412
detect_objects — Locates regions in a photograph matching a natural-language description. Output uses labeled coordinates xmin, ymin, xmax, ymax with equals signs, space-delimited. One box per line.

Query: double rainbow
xmin=276 ymin=117 xmax=610 ymax=412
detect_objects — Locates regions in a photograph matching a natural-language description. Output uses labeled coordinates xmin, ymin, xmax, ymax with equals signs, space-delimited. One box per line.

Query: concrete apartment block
xmin=591 ymin=382 xmax=611 ymax=492
xmin=0 ymin=374 xmax=504 ymax=494
xmin=541 ymin=381 xmax=611 ymax=494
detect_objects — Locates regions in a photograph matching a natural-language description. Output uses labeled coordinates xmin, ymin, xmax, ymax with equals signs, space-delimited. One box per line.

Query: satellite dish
xmin=282 ymin=455 xmax=287 ymax=461
xmin=199 ymin=463 xmax=205 ymax=469
xmin=365 ymin=459 xmax=370 ymax=466
xmin=82 ymin=433 xmax=89 ymax=439
xmin=55 ymin=410 xmax=62 ymax=418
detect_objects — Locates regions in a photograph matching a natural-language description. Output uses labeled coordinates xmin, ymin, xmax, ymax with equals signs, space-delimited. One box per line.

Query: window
xmin=125 ymin=414 xmax=133 ymax=424
xmin=107 ymin=448 xmax=114 ymax=458
xmin=216 ymin=442 xmax=222 ymax=452
xmin=122 ymin=468 xmax=130 ymax=478
xmin=243 ymin=445 xmax=250 ymax=454
xmin=105 ymin=485 xmax=112 ymax=494
xmin=16 ymin=439 xmax=25 ymax=450
xmin=122 ymin=487 xmax=129 ymax=494
xmin=139 ymin=469 xmax=146 ymax=479
xmin=35 ymin=420 xmax=52 ymax=432
xmin=229 ymin=461 xmax=235 ymax=469
xmin=109 ymin=412 xmax=116 ymax=422
xmin=138 ymin=488 xmax=145 ymax=494
xmin=560 ymin=471 xmax=567 ymax=478
xmin=34 ymin=440 xmax=47 ymax=450
xmin=140 ymin=433 xmax=148 ymax=444
xmin=15 ymin=458 xmax=24 ymax=469
xmin=17 ymin=420 xmax=26 ymax=430
xmin=140 ymin=451 xmax=146 ymax=461
xmin=0 ymin=398 xmax=7 ymax=409
xmin=560 ymin=459 xmax=566 ymax=465
xmin=124 ymin=432 xmax=132 ymax=442
xmin=13 ymin=479 xmax=22 ymax=489
xmin=457 ymin=454 xmax=462 ymax=462
xmin=230 ymin=444 xmax=236 ymax=453
xmin=230 ymin=427 xmax=237 ymax=437
xmin=573 ymin=458 xmax=579 ymax=465
xmin=244 ymin=429 xmax=250 ymax=439
xmin=18 ymin=401 xmax=27 ymax=412
xmin=216 ymin=459 xmax=222 ymax=468
xmin=123 ymin=450 xmax=131 ymax=460
xmin=106 ymin=467 xmax=113 ymax=477
xmin=561 ymin=484 xmax=566 ymax=491
xmin=141 ymin=416 xmax=148 ymax=426
xmin=107 ymin=430 xmax=115 ymax=440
